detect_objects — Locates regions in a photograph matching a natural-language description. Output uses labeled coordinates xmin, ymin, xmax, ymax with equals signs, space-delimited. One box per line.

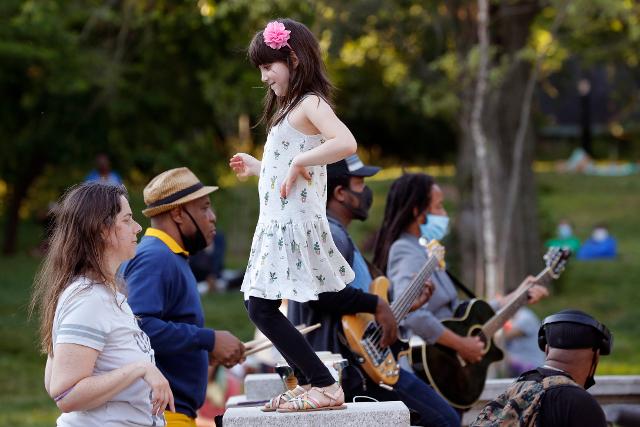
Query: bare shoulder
xmin=300 ymin=94 xmax=332 ymax=113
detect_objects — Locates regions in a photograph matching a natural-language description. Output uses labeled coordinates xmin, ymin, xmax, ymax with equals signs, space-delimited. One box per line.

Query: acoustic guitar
xmin=341 ymin=240 xmax=445 ymax=386
xmin=408 ymin=247 xmax=571 ymax=408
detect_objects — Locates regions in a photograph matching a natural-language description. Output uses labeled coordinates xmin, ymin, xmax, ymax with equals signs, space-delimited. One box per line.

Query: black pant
xmin=247 ymin=296 xmax=335 ymax=387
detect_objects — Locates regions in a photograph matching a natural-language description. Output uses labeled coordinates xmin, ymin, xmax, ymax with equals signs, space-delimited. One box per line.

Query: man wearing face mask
xmin=122 ymin=167 xmax=244 ymax=427
xmin=288 ymin=155 xmax=455 ymax=427
xmin=473 ymin=309 xmax=611 ymax=426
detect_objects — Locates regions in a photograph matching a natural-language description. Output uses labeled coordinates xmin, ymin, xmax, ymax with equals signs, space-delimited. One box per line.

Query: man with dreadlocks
xmin=289 ymin=154 xmax=460 ymax=427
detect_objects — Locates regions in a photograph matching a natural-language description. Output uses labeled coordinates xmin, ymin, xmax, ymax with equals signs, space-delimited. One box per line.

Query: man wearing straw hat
xmin=122 ymin=167 xmax=244 ymax=427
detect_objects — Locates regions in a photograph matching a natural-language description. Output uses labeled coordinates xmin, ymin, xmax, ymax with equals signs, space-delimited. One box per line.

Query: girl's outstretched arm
xmin=229 ymin=153 xmax=261 ymax=179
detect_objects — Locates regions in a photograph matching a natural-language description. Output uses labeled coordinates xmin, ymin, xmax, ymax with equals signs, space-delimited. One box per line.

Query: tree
xmin=0 ymin=0 xmax=309 ymax=253
xmin=315 ymin=0 xmax=640 ymax=296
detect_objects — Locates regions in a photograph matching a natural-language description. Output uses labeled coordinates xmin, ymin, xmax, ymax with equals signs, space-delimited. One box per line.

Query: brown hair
xmin=248 ymin=18 xmax=334 ymax=129
xmin=29 ymin=182 xmax=128 ymax=354
xmin=372 ymin=173 xmax=435 ymax=273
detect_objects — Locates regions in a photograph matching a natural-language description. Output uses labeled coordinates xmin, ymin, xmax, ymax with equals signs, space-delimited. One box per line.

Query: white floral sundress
xmin=241 ymin=113 xmax=355 ymax=302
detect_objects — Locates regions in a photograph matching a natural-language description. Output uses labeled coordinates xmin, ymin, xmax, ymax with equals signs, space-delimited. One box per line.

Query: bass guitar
xmin=409 ymin=247 xmax=570 ymax=408
xmin=342 ymin=240 xmax=445 ymax=386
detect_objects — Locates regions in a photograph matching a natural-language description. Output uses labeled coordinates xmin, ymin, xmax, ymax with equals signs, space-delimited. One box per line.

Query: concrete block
xmin=223 ymin=401 xmax=410 ymax=427
xmin=590 ymin=376 xmax=640 ymax=399
xmin=245 ymin=373 xmax=286 ymax=401
xmin=226 ymin=395 xmax=248 ymax=408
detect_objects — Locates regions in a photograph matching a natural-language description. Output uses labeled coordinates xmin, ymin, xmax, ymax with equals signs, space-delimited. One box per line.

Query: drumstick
xmin=244 ymin=323 xmax=319 ymax=349
xmin=243 ymin=323 xmax=321 ymax=357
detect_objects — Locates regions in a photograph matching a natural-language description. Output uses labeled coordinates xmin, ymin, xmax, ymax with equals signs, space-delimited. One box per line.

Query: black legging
xmin=247 ymin=296 xmax=335 ymax=387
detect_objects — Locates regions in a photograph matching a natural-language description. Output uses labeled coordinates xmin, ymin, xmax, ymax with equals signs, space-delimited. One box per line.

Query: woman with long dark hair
xmin=373 ymin=172 xmax=487 ymax=365
xmin=373 ymin=173 xmax=548 ymax=373
xmin=30 ymin=182 xmax=174 ymax=426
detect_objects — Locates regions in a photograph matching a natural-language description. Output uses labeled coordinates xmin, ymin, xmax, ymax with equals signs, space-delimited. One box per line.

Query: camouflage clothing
xmin=472 ymin=370 xmax=580 ymax=426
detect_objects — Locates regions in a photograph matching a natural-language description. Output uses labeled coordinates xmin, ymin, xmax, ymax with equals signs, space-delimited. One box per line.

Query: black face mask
xmin=342 ymin=186 xmax=373 ymax=221
xmin=584 ymin=350 xmax=599 ymax=389
xmin=176 ymin=208 xmax=208 ymax=255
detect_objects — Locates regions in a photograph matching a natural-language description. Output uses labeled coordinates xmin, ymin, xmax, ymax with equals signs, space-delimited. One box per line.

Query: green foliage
xmin=3 ymin=0 xmax=640 ymax=244
xmin=531 ymin=0 xmax=640 ymax=135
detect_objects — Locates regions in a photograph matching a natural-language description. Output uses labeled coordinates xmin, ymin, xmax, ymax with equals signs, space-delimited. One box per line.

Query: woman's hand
xmin=455 ymin=336 xmax=484 ymax=363
xmin=280 ymin=158 xmax=311 ymax=198
xmin=141 ymin=362 xmax=175 ymax=416
xmin=410 ymin=279 xmax=435 ymax=312
xmin=229 ymin=153 xmax=261 ymax=179
xmin=526 ymin=285 xmax=549 ymax=305
xmin=514 ymin=275 xmax=549 ymax=305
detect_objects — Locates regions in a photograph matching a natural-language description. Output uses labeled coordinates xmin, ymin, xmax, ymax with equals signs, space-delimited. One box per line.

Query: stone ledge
xmin=239 ymin=374 xmax=640 ymax=425
xmin=223 ymin=401 xmax=410 ymax=427
xmin=245 ymin=373 xmax=286 ymax=401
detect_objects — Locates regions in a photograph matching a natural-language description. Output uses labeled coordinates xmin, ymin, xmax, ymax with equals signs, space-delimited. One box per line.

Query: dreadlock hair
xmin=372 ymin=173 xmax=435 ymax=274
xmin=248 ymin=18 xmax=334 ymax=130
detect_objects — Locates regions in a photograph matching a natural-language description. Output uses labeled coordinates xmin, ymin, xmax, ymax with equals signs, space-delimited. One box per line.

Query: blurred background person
xmin=85 ymin=153 xmax=123 ymax=185
xmin=577 ymin=224 xmax=617 ymax=260
xmin=545 ymin=219 xmax=581 ymax=253
xmin=189 ymin=232 xmax=227 ymax=294
xmin=501 ymin=307 xmax=545 ymax=377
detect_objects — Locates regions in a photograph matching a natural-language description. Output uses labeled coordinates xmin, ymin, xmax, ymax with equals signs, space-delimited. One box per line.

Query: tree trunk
xmin=2 ymin=157 xmax=45 ymax=255
xmin=469 ymin=0 xmax=499 ymax=298
xmin=456 ymin=1 xmax=541 ymax=297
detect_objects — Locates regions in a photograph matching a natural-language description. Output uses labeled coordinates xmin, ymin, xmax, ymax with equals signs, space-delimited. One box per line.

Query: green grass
xmin=0 ymin=172 xmax=638 ymax=425
xmin=534 ymin=173 xmax=640 ymax=374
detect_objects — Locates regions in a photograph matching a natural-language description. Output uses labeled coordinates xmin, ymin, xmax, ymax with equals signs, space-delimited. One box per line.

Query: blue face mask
xmin=420 ymin=214 xmax=450 ymax=241
xmin=557 ymin=224 xmax=573 ymax=239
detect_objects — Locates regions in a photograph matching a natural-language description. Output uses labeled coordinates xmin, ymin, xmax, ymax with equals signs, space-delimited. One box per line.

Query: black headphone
xmin=537 ymin=311 xmax=612 ymax=355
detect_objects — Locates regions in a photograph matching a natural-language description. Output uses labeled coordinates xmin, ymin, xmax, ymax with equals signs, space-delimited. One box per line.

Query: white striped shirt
xmin=52 ymin=277 xmax=164 ymax=427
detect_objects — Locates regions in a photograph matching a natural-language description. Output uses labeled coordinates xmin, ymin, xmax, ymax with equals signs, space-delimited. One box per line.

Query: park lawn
xmin=0 ymin=172 xmax=638 ymax=425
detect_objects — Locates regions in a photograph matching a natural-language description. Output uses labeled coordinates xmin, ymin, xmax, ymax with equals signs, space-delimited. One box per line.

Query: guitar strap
xmin=364 ymin=257 xmax=384 ymax=279
xmin=446 ymin=269 xmax=477 ymax=299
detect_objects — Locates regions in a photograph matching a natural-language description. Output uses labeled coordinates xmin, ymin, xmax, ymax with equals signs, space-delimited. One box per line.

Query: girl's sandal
xmin=261 ymin=386 xmax=308 ymax=412
xmin=277 ymin=385 xmax=347 ymax=412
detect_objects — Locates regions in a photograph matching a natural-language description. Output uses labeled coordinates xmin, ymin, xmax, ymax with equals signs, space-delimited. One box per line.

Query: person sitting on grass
xmin=544 ymin=219 xmax=580 ymax=253
xmin=576 ymin=224 xmax=617 ymax=260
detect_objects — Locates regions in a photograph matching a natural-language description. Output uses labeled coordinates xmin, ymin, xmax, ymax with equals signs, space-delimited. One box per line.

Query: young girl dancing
xmin=230 ymin=18 xmax=357 ymax=412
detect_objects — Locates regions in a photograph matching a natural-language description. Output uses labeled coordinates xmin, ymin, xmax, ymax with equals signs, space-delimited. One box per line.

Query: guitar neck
xmin=390 ymin=255 xmax=439 ymax=322
xmin=482 ymin=268 xmax=552 ymax=337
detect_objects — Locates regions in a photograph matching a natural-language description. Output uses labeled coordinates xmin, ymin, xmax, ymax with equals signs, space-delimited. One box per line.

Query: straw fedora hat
xmin=142 ymin=167 xmax=218 ymax=218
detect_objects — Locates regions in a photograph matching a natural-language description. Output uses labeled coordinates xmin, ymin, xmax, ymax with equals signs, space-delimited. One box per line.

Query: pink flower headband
xmin=263 ymin=21 xmax=290 ymax=50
